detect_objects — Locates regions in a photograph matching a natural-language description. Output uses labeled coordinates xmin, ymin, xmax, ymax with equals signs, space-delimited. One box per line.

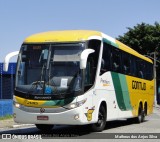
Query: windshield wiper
xmin=26 ymin=62 xmax=45 ymax=95
xmin=39 ymin=63 xmax=45 ymax=88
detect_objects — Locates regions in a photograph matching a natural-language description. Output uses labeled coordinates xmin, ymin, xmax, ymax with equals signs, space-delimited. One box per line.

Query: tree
xmin=117 ymin=22 xmax=160 ymax=55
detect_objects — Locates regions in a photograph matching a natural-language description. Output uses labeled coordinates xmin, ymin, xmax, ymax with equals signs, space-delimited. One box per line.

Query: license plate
xmin=37 ymin=116 xmax=49 ymax=120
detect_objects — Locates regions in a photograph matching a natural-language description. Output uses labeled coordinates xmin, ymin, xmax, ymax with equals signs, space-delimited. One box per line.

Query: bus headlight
xmin=63 ymin=98 xmax=87 ymax=109
xmin=15 ymin=103 xmax=20 ymax=108
xmin=13 ymin=101 xmax=21 ymax=108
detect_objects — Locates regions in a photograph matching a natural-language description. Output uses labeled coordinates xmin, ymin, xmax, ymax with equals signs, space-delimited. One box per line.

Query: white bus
xmin=4 ymin=30 xmax=154 ymax=132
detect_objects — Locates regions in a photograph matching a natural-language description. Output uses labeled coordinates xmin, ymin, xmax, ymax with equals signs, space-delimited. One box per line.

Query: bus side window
xmin=141 ymin=61 xmax=146 ymax=79
xmin=84 ymin=39 xmax=101 ymax=92
xmin=149 ymin=63 xmax=154 ymax=80
xmin=112 ymin=48 xmax=122 ymax=73
xmin=146 ymin=62 xmax=153 ymax=80
xmin=100 ymin=43 xmax=111 ymax=75
xmin=122 ymin=52 xmax=131 ymax=75
xmin=136 ymin=59 xmax=144 ymax=79
xmin=85 ymin=58 xmax=94 ymax=85
xmin=130 ymin=56 xmax=136 ymax=77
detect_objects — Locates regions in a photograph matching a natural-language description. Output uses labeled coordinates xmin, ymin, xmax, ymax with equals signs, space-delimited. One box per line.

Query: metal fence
xmin=0 ymin=100 xmax=13 ymax=117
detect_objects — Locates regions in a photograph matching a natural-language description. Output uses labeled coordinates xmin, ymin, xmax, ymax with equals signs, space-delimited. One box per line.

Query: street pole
xmin=145 ymin=49 xmax=159 ymax=105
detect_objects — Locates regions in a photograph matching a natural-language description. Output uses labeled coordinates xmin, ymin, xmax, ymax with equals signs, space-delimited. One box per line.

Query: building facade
xmin=0 ymin=63 xmax=16 ymax=117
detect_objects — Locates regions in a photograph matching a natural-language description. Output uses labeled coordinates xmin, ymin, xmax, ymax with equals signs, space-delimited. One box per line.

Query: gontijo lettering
xmin=132 ymin=80 xmax=146 ymax=90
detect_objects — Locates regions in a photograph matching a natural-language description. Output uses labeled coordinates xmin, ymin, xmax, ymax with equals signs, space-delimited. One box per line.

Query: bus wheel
xmin=35 ymin=124 xmax=54 ymax=131
xmin=91 ymin=106 xmax=106 ymax=132
xmin=144 ymin=103 xmax=147 ymax=116
xmin=135 ymin=105 xmax=144 ymax=123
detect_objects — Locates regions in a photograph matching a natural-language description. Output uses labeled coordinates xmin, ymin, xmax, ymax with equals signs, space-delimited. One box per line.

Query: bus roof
xmin=23 ymin=30 xmax=152 ymax=63
xmin=24 ymin=30 xmax=102 ymax=43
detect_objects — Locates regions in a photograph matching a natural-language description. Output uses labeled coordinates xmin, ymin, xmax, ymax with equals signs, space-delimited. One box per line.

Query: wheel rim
xmin=97 ymin=110 xmax=104 ymax=127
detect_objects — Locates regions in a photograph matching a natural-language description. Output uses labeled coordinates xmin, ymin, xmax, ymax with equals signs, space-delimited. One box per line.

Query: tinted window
xmin=100 ymin=43 xmax=112 ymax=75
xmin=122 ymin=52 xmax=131 ymax=75
xmin=112 ymin=49 xmax=122 ymax=73
xmin=100 ymin=41 xmax=153 ymax=80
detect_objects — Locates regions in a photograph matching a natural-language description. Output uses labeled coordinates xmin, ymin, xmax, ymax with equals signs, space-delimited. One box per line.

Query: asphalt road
xmin=0 ymin=107 xmax=160 ymax=142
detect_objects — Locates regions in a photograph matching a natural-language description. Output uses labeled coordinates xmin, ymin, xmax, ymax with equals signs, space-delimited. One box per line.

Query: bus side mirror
xmin=3 ymin=51 xmax=19 ymax=72
xmin=80 ymin=49 xmax=95 ymax=69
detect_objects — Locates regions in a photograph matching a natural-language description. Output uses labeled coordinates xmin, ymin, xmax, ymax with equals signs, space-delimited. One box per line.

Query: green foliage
xmin=0 ymin=115 xmax=13 ymax=120
xmin=117 ymin=22 xmax=160 ymax=55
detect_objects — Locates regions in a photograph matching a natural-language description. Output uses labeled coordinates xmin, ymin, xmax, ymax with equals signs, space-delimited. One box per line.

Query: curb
xmin=12 ymin=124 xmax=34 ymax=128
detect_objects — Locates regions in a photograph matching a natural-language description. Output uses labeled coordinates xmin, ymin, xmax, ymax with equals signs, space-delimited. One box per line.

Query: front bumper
xmin=13 ymin=106 xmax=90 ymax=125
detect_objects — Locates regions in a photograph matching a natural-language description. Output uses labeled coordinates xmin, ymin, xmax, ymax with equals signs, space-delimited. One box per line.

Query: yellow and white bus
xmin=4 ymin=30 xmax=154 ymax=132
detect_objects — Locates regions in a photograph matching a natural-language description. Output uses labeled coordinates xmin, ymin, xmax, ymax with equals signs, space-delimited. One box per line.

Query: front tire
xmin=36 ymin=124 xmax=54 ymax=131
xmin=91 ymin=106 xmax=106 ymax=132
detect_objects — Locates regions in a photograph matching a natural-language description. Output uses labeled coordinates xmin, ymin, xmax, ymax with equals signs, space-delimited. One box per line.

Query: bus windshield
xmin=15 ymin=43 xmax=85 ymax=98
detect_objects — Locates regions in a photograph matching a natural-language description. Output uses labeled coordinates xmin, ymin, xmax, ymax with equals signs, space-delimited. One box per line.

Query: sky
xmin=0 ymin=0 xmax=160 ymax=62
